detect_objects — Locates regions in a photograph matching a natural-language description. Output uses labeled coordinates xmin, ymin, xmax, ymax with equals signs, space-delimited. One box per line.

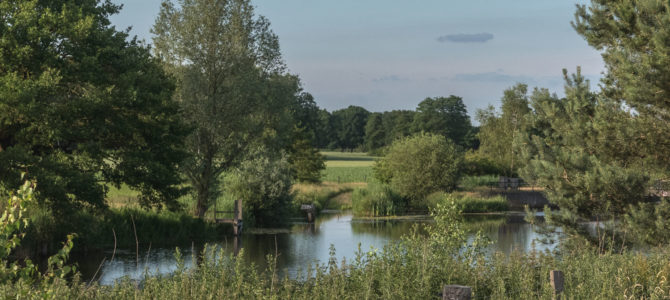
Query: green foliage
xmin=351 ymin=183 xmax=405 ymax=217
xmin=413 ymin=96 xmax=473 ymax=148
xmin=518 ymin=69 xmax=649 ymax=242
xmin=625 ymin=198 xmax=670 ymax=246
xmin=330 ymin=105 xmax=371 ymax=150
xmin=153 ymin=0 xmax=298 ymax=217
xmin=0 ymin=180 xmax=77 ymax=297
xmin=227 ymin=149 xmax=293 ymax=227
xmin=288 ymin=126 xmax=325 ymax=183
xmin=5 ymin=188 xmax=670 ymax=299
xmin=463 ymin=150 xmax=505 ymax=176
xmin=364 ymin=113 xmax=385 ymax=152
xmin=0 ymin=0 xmax=188 ymax=211
xmin=426 ymin=191 xmax=509 ymax=213
xmin=476 ymin=84 xmax=531 ymax=176
xmin=459 ymin=175 xmax=499 ymax=190
xmin=374 ymin=133 xmax=464 ymax=201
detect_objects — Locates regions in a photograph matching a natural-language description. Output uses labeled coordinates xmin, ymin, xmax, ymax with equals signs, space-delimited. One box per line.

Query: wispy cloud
xmin=372 ymin=75 xmax=409 ymax=83
xmin=437 ymin=33 xmax=494 ymax=43
xmin=451 ymin=71 xmax=533 ymax=83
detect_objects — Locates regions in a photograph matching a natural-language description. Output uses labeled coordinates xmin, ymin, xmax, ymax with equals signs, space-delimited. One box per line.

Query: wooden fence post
xmin=233 ymin=199 xmax=243 ymax=236
xmin=550 ymin=270 xmax=564 ymax=300
xmin=442 ymin=285 xmax=471 ymax=300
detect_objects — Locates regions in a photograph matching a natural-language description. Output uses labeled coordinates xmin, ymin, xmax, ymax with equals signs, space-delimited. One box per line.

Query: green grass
xmin=321 ymin=151 xmax=376 ymax=183
xmin=459 ymin=175 xmax=499 ymax=190
xmin=426 ymin=191 xmax=509 ymax=213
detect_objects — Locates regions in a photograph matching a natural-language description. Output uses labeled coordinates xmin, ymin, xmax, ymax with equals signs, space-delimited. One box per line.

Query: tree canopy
xmin=153 ymin=0 xmax=299 ymax=217
xmin=0 ymin=0 xmax=188 ymax=211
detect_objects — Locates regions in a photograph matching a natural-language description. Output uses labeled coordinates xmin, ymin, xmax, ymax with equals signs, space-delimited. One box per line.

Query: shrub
xmin=373 ymin=133 xmax=464 ymax=202
xmin=227 ymin=149 xmax=294 ymax=227
xmin=352 ymin=183 xmax=405 ymax=217
xmin=463 ymin=150 xmax=505 ymax=176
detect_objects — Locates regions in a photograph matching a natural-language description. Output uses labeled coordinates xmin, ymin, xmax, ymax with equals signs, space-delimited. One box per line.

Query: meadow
xmin=321 ymin=152 xmax=376 ymax=183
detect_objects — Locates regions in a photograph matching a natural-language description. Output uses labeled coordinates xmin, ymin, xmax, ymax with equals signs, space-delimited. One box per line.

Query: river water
xmin=73 ymin=211 xmax=554 ymax=285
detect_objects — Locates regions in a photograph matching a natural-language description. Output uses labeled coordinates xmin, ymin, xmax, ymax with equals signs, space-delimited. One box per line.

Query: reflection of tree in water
xmin=351 ymin=219 xmax=429 ymax=239
xmin=464 ymin=214 xmax=539 ymax=254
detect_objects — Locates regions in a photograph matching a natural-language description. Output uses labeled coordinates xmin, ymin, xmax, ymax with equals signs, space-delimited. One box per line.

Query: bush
xmin=227 ymin=149 xmax=294 ymax=227
xmin=463 ymin=150 xmax=505 ymax=176
xmin=373 ymin=133 xmax=464 ymax=202
xmin=352 ymin=183 xmax=405 ymax=217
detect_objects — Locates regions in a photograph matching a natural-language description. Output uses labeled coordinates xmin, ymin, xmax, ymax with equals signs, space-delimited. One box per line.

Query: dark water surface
xmin=73 ymin=211 xmax=553 ymax=285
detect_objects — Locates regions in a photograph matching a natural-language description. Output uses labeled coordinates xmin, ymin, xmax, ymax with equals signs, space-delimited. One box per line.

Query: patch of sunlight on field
xmin=321 ymin=151 xmax=377 ymax=183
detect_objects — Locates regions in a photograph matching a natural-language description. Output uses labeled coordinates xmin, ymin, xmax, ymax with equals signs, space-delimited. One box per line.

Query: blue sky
xmin=110 ymin=0 xmax=604 ymax=116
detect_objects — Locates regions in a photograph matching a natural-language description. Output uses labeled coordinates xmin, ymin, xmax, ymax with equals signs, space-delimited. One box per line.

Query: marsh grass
xmin=7 ymin=201 xmax=670 ymax=299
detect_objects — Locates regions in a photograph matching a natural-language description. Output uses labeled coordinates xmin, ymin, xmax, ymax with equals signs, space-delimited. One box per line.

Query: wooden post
xmin=301 ymin=204 xmax=316 ymax=223
xmin=550 ymin=270 xmax=564 ymax=300
xmin=233 ymin=199 xmax=243 ymax=236
xmin=442 ymin=285 xmax=471 ymax=300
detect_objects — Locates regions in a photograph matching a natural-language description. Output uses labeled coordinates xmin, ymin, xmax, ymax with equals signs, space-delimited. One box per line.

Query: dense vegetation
xmin=2 ymin=0 xmax=670 ymax=297
xmin=3 ymin=187 xmax=670 ymax=299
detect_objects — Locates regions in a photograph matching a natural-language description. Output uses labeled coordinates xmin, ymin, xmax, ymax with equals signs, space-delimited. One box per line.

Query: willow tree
xmin=153 ymin=0 xmax=297 ymax=217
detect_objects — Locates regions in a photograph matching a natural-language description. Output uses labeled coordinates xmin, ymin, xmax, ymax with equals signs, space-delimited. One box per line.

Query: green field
xmin=321 ymin=151 xmax=376 ymax=183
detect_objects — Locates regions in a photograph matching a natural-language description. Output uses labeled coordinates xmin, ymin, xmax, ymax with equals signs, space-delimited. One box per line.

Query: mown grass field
xmin=321 ymin=151 xmax=376 ymax=183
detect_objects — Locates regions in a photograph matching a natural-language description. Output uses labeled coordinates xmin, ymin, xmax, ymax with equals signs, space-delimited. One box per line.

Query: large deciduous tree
xmin=0 ymin=0 xmax=188 ymax=211
xmin=153 ymin=0 xmax=297 ymax=217
xmin=413 ymin=96 xmax=472 ymax=148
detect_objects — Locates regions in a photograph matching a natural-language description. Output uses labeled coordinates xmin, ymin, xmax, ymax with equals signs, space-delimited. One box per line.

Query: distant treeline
xmin=296 ymin=94 xmax=478 ymax=152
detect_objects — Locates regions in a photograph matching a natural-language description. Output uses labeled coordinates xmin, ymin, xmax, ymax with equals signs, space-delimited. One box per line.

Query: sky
xmin=110 ymin=0 xmax=604 ymax=117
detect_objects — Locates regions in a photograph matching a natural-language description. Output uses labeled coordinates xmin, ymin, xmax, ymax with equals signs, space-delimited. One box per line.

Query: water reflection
xmin=73 ymin=211 xmax=554 ymax=285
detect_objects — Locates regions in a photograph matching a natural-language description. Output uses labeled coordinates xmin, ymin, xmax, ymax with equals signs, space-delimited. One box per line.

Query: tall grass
xmin=6 ymin=199 xmax=670 ymax=299
xmin=426 ymin=191 xmax=509 ymax=213
xmin=22 ymin=207 xmax=229 ymax=256
xmin=352 ymin=183 xmax=405 ymax=217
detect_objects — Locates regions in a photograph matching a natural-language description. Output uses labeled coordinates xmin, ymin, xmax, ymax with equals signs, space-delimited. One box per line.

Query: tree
xmin=0 ymin=0 xmax=188 ymax=211
xmin=476 ymin=84 xmax=531 ymax=176
xmin=413 ymin=96 xmax=472 ymax=147
xmin=364 ymin=113 xmax=385 ymax=152
xmin=331 ymin=106 xmax=370 ymax=150
xmin=374 ymin=133 xmax=464 ymax=202
xmin=227 ymin=147 xmax=293 ymax=227
xmin=518 ymin=69 xmax=648 ymax=242
xmin=153 ymin=0 xmax=298 ymax=217
xmin=573 ymin=1 xmax=670 ymax=175
xmin=287 ymin=126 xmax=325 ymax=183
xmin=382 ymin=110 xmax=416 ymax=146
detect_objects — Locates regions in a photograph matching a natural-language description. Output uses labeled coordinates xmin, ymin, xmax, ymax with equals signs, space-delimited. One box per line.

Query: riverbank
xmin=9 ymin=206 xmax=670 ymax=299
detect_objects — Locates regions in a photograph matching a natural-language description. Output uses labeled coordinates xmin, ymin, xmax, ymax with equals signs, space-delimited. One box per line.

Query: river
xmin=72 ymin=211 xmax=554 ymax=285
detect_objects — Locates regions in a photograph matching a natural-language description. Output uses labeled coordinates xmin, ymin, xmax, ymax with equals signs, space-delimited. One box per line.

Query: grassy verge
xmin=22 ymin=207 xmax=229 ymax=256
xmin=8 ymin=201 xmax=670 ymax=299
xmin=292 ymin=182 xmax=364 ymax=210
